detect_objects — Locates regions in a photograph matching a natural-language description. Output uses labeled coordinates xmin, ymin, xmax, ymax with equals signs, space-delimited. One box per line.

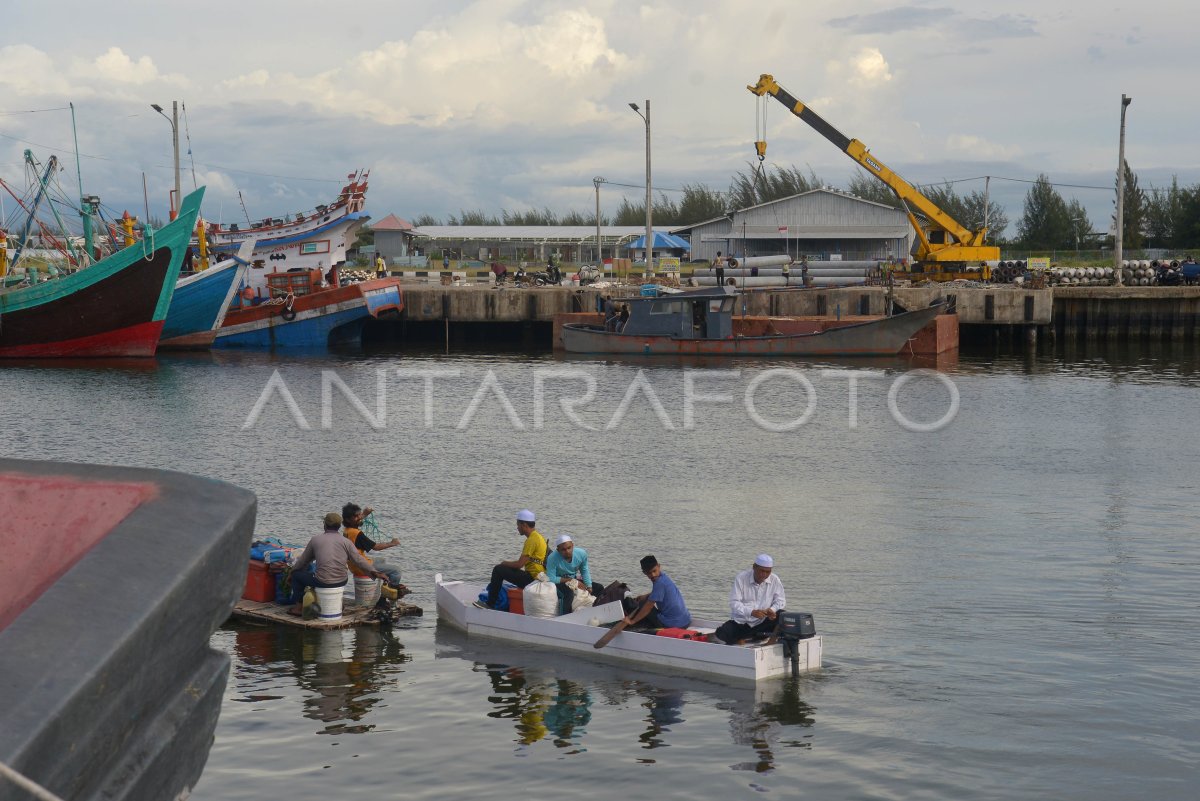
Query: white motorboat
xmin=435 ymin=574 xmax=822 ymax=682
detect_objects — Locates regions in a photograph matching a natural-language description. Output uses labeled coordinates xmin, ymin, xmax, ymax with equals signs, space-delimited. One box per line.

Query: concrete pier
xmin=379 ymin=283 xmax=1200 ymax=349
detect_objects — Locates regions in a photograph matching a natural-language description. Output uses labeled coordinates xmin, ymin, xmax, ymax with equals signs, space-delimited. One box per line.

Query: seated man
xmin=476 ymin=509 xmax=547 ymax=609
xmin=622 ymin=555 xmax=691 ymax=631
xmin=544 ymin=534 xmax=594 ymax=615
xmin=342 ymin=503 xmax=406 ymax=595
xmin=709 ymin=554 xmax=785 ymax=644
xmin=289 ymin=512 xmax=389 ymax=614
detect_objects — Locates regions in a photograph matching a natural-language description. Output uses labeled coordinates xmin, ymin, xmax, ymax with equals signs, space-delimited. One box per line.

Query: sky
xmin=2 ymin=0 xmax=1196 ymax=240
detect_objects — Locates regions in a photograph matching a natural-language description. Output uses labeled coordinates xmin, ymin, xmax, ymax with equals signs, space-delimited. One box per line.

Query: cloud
xmin=828 ymin=7 xmax=950 ymax=34
xmin=91 ymin=47 xmax=160 ymax=84
xmin=851 ymin=48 xmax=893 ymax=86
xmin=0 ymin=45 xmax=73 ymax=96
xmin=945 ymin=134 xmax=1020 ymax=160
xmin=215 ymin=7 xmax=629 ymax=129
xmin=828 ymin=7 xmax=1036 ymax=41
xmin=957 ymin=14 xmax=1037 ymax=39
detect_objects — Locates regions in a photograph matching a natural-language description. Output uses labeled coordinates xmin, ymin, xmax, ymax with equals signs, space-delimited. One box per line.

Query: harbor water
xmin=2 ymin=342 xmax=1198 ymax=800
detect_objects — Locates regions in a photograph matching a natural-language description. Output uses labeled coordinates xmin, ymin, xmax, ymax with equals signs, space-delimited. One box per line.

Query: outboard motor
xmin=778 ymin=611 xmax=816 ymax=676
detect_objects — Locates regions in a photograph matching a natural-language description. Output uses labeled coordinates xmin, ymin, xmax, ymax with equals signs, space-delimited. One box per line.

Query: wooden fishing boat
xmin=0 ymin=457 xmax=255 ymax=801
xmin=561 ymin=285 xmax=944 ymax=356
xmin=214 ymin=275 xmax=403 ymax=348
xmin=435 ymin=574 xmax=821 ymax=682
xmin=204 ymin=169 xmax=370 ymax=274
xmin=0 ymin=188 xmax=204 ymax=358
xmin=158 ymin=242 xmax=252 ymax=350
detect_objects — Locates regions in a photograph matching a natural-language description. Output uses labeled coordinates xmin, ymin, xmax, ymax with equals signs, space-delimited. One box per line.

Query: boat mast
xmin=69 ymin=103 xmax=102 ymax=265
xmin=11 ymin=152 xmax=76 ymax=273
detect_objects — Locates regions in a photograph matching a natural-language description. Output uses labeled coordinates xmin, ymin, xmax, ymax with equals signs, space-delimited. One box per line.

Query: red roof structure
xmin=372 ymin=214 xmax=414 ymax=231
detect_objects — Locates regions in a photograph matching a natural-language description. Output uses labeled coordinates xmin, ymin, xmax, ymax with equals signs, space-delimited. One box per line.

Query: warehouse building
xmin=672 ymin=188 xmax=914 ymax=264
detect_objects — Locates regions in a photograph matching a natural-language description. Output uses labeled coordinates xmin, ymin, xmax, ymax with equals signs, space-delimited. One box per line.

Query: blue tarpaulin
xmin=627 ymin=231 xmax=690 ymax=251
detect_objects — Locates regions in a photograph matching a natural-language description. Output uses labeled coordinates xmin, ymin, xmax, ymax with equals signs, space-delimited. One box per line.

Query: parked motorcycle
xmin=532 ymin=264 xmax=563 ymax=286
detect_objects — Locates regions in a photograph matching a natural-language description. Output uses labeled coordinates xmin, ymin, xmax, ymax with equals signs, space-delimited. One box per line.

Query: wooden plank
xmin=229 ymin=598 xmax=422 ymax=629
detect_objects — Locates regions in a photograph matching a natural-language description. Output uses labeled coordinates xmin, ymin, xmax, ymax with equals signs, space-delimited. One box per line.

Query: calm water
xmin=3 ymin=341 xmax=1198 ymax=800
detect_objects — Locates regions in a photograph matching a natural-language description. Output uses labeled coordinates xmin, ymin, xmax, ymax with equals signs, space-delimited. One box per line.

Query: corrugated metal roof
xmin=410 ymin=225 xmax=656 ymax=241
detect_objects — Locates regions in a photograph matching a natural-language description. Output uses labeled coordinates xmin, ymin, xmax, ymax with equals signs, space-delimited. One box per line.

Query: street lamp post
xmin=151 ymin=101 xmax=181 ymax=220
xmin=630 ymin=100 xmax=652 ymax=280
xmin=593 ymin=176 xmax=606 ymax=280
xmin=1114 ymin=93 xmax=1132 ymax=286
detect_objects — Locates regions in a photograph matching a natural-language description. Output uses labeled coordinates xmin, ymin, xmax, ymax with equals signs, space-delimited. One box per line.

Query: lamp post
xmin=151 ymin=102 xmax=181 ymax=220
xmin=629 ymin=100 xmax=652 ymax=279
xmin=593 ymin=176 xmax=606 ymax=279
xmin=1114 ymin=93 xmax=1132 ymax=286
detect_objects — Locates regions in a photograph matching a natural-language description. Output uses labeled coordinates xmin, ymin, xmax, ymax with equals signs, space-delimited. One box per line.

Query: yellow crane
xmin=748 ymin=74 xmax=997 ymax=280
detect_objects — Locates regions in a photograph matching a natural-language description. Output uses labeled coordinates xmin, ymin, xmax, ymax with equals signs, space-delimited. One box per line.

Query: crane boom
xmin=747 ymin=74 xmax=999 ymax=269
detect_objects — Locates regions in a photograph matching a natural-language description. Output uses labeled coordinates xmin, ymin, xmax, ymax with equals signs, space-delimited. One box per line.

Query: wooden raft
xmin=230 ymin=598 xmax=423 ymax=630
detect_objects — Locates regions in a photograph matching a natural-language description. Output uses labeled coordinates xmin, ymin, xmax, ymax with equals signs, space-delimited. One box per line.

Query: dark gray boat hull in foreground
xmin=0 ymin=459 xmax=256 ymax=801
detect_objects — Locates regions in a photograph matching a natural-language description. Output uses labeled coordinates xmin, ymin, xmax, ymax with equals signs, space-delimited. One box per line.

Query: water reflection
xmin=229 ymin=623 xmax=411 ymax=734
xmin=477 ymin=663 xmax=592 ymax=748
xmin=435 ymin=626 xmax=815 ymax=770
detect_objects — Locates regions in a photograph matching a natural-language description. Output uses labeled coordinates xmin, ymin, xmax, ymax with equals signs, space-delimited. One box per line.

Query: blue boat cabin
xmin=620 ymin=286 xmax=736 ymax=339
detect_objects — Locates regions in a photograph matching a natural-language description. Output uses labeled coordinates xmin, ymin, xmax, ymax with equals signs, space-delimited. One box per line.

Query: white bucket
xmin=354 ymin=576 xmax=381 ymax=607
xmin=314 ymin=584 xmax=345 ymax=621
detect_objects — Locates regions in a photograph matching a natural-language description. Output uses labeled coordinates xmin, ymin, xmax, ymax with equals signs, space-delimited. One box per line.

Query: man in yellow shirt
xmin=477 ymin=509 xmax=547 ymax=609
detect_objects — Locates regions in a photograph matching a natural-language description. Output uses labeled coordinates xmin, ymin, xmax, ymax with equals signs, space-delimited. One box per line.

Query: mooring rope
xmin=0 ymin=761 xmax=67 ymax=801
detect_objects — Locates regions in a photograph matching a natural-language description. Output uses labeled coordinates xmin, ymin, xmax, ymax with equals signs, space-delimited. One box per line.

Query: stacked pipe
xmin=991 ymin=260 xmax=1028 ymax=284
xmin=1152 ymin=259 xmax=1183 ymax=286
xmin=1045 ymin=266 xmax=1116 ymax=287
xmin=693 ymin=256 xmax=872 ymax=287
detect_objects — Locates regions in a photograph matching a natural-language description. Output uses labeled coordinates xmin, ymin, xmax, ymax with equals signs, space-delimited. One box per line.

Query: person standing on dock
xmin=476 ymin=509 xmax=548 ymax=609
xmin=708 ymin=554 xmax=785 ymax=645
xmin=375 ymin=254 xmax=387 ymax=277
xmin=288 ymin=513 xmax=389 ymax=615
xmin=713 ymin=251 xmax=726 ymax=286
xmin=782 ymin=260 xmax=791 ymax=287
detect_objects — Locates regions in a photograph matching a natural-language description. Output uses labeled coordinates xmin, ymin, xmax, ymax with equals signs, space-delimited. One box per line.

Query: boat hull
xmin=0 ymin=189 xmax=203 ymax=358
xmin=562 ymin=303 xmax=944 ymax=356
xmin=0 ymin=458 xmax=256 ymax=801
xmin=435 ymin=574 xmax=821 ymax=682
xmin=214 ymin=278 xmax=403 ymax=348
xmin=159 ymin=259 xmax=248 ymax=350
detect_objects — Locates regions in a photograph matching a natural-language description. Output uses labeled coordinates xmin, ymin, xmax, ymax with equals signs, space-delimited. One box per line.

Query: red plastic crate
xmin=242 ymin=560 xmax=275 ymax=602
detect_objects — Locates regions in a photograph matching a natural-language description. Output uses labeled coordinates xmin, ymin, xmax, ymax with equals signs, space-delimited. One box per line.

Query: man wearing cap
xmin=709 ymin=554 xmax=786 ymax=644
xmin=544 ymin=534 xmax=594 ymax=615
xmin=288 ymin=513 xmax=390 ymax=615
xmin=477 ymin=509 xmax=548 ymax=610
xmin=623 ymin=555 xmax=692 ymax=630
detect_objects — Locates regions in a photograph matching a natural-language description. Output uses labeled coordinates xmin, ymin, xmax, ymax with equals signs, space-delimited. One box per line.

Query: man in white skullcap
xmin=709 ymin=554 xmax=786 ymax=644
xmin=476 ymin=509 xmax=548 ymax=609
xmin=544 ymin=533 xmax=595 ymax=615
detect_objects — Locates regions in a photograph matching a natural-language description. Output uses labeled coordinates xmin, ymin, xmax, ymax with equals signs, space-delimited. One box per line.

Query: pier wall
xmin=392 ymin=285 xmax=1200 ymax=348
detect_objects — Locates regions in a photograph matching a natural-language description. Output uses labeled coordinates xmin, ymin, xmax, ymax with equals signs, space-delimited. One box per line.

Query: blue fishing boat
xmin=158 ymin=242 xmax=253 ymax=350
xmin=214 ymin=275 xmax=403 ymax=348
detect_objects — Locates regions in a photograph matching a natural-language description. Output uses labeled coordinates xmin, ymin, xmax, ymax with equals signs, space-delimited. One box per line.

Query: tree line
xmin=407 ymin=164 xmax=1200 ymax=252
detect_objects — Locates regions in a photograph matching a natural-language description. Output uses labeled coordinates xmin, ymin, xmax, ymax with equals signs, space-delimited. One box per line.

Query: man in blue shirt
xmin=623 ymin=554 xmax=691 ymax=630
xmin=545 ymin=533 xmax=593 ymax=614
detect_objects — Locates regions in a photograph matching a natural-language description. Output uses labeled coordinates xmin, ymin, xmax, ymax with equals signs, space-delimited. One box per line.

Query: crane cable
xmin=752 ymin=95 xmax=769 ymax=200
